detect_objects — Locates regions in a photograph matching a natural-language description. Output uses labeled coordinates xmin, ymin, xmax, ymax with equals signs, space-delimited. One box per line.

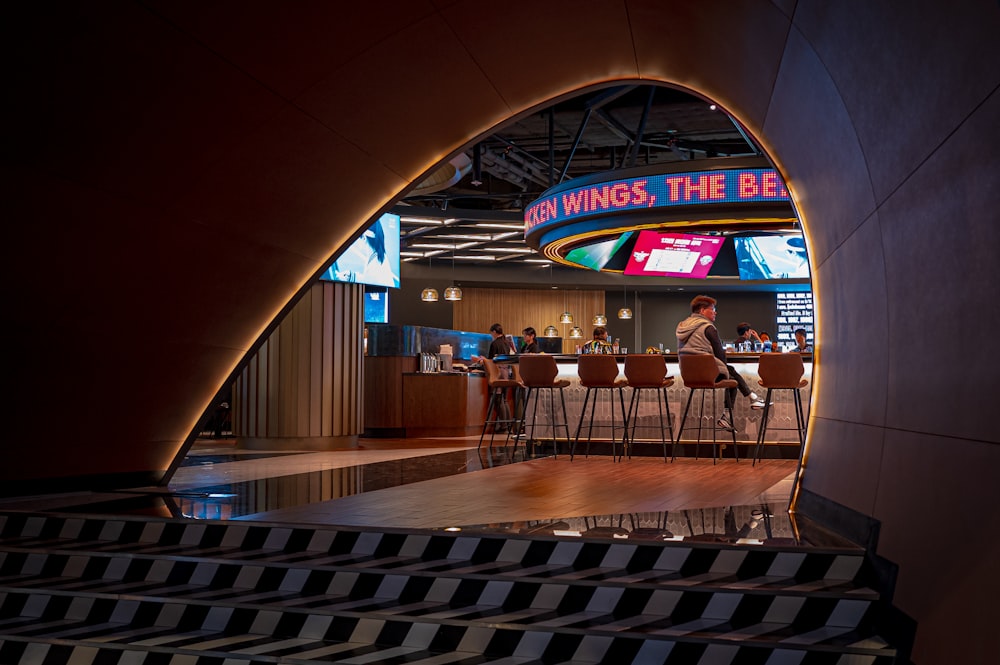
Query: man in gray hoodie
xmin=676 ymin=295 xmax=765 ymax=431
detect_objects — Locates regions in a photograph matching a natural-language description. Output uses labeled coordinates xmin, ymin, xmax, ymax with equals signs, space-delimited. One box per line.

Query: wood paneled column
xmin=233 ymin=282 xmax=364 ymax=449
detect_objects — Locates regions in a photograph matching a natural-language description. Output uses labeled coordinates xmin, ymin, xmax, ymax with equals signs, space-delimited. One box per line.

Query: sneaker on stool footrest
xmin=717 ymin=415 xmax=736 ymax=432
xmin=750 ymin=399 xmax=767 ymax=410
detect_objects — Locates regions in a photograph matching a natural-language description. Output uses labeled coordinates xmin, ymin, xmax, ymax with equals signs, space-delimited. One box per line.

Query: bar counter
xmin=494 ymin=353 xmax=812 ymax=449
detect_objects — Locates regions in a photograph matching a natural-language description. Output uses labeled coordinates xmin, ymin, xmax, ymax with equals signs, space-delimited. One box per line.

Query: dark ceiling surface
xmin=391 ymin=83 xmax=770 ymax=269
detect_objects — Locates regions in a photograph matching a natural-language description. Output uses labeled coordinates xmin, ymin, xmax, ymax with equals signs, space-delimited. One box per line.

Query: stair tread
xmin=0 ymin=588 xmax=894 ymax=656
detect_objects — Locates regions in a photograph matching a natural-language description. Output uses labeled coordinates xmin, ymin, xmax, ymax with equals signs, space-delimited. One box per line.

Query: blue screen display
xmin=320 ymin=213 xmax=401 ymax=288
xmin=364 ymin=288 xmax=389 ymax=323
xmin=734 ymin=234 xmax=810 ymax=280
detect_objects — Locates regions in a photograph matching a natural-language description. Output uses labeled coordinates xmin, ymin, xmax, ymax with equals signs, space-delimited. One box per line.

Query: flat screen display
xmin=623 ymin=231 xmax=724 ymax=278
xmin=319 ymin=213 xmax=401 ymax=288
xmin=734 ymin=233 xmax=809 ymax=280
xmin=564 ymin=231 xmax=634 ymax=271
xmin=363 ymin=287 xmax=389 ymax=323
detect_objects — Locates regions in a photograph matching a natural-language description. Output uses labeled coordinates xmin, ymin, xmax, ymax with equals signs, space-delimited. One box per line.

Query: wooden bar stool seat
xmin=517 ymin=354 xmax=571 ymax=457
xmin=675 ymin=354 xmax=739 ymax=464
xmin=623 ymin=354 xmax=675 ymax=462
xmin=752 ymin=353 xmax=809 ymax=465
xmin=477 ymin=358 xmax=520 ymax=455
xmin=572 ymin=354 xmax=629 ymax=461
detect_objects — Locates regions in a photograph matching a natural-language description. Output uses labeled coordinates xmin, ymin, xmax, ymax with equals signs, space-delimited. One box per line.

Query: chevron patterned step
xmin=0 ymin=513 xmax=869 ymax=586
xmin=0 ymin=589 xmax=896 ymax=664
xmin=0 ymin=512 xmax=900 ymax=664
xmin=0 ymin=544 xmax=878 ymax=601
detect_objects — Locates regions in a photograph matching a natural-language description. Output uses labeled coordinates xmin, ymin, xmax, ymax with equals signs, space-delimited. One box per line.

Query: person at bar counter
xmin=582 ymin=326 xmax=614 ymax=354
xmin=676 ymin=295 xmax=766 ymax=431
xmin=471 ymin=322 xmax=516 ymax=363
xmin=519 ymin=327 xmax=540 ymax=354
xmin=470 ymin=323 xmax=517 ymax=428
xmin=794 ymin=328 xmax=813 ymax=353
xmin=735 ymin=322 xmax=761 ymax=350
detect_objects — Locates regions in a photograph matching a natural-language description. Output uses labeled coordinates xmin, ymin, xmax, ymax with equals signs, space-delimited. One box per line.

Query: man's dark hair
xmin=794 ymin=328 xmax=807 ymax=336
xmin=690 ymin=295 xmax=717 ymax=313
xmin=737 ymin=322 xmax=752 ymax=335
xmin=593 ymin=326 xmax=607 ymax=338
xmin=522 ymin=327 xmax=536 ymax=336
xmin=489 ymin=323 xmax=504 ymax=335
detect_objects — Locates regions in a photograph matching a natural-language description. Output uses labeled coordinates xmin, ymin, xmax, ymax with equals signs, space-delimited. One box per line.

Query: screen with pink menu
xmin=624 ymin=231 xmax=725 ymax=278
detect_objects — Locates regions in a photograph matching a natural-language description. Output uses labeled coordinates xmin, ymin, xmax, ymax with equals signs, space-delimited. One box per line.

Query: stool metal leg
xmin=571 ymin=388 xmax=593 ymax=460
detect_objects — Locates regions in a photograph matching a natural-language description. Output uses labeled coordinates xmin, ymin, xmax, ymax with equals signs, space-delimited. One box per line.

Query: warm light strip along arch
xmin=541 ymin=216 xmax=798 ymax=269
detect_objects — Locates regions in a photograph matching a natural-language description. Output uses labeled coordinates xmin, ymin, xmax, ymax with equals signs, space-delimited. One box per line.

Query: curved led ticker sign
xmin=522 ymin=160 xmax=795 ymax=270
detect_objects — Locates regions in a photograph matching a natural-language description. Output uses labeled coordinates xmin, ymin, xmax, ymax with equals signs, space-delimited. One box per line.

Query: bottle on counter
xmin=613 ymin=338 xmax=620 ymax=354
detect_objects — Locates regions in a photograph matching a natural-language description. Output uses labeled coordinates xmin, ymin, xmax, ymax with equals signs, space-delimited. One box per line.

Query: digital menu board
xmin=623 ymin=231 xmax=724 ymax=278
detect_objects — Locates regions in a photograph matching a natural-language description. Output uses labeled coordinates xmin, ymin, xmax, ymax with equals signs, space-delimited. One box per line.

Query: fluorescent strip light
xmin=452 ymin=255 xmax=496 ymax=261
xmin=474 ymin=223 xmax=525 ymax=230
xmin=409 ymin=242 xmax=478 ymax=250
xmin=399 ymin=216 xmax=444 ymax=225
xmin=523 ymin=259 xmax=553 ymax=264
xmin=479 ymin=247 xmax=535 ymax=253
xmin=398 ymin=216 xmax=458 ymax=225
xmin=426 ymin=234 xmax=492 ymax=241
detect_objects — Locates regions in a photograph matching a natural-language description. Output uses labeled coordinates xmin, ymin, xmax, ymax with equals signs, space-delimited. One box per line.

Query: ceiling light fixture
xmin=618 ymin=281 xmax=633 ymax=319
xmin=592 ymin=313 xmax=607 ymax=326
xmin=421 ymin=257 xmax=439 ymax=302
xmin=569 ymin=326 xmax=584 ymax=339
xmin=543 ymin=325 xmax=559 ymax=338
xmin=444 ymin=245 xmax=462 ymax=301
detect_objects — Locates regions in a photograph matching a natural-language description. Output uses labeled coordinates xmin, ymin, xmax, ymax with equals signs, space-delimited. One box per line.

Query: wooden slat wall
xmin=453 ymin=287 xmax=606 ymax=353
xmin=234 ymin=282 xmax=363 ymax=440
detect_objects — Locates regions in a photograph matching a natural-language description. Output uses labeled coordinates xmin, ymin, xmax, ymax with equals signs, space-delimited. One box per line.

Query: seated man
xmin=794 ymin=328 xmax=813 ymax=353
xmin=676 ymin=295 xmax=766 ymax=431
xmin=582 ymin=326 xmax=614 ymax=354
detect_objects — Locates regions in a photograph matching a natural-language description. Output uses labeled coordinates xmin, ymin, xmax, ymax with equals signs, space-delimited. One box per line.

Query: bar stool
xmin=517 ymin=354 xmax=571 ymax=457
xmin=752 ymin=352 xmax=809 ymax=465
xmin=674 ymin=354 xmax=739 ymax=464
xmin=572 ymin=354 xmax=629 ymax=461
xmin=623 ymin=354 xmax=675 ymax=462
xmin=478 ymin=358 xmax=519 ymax=455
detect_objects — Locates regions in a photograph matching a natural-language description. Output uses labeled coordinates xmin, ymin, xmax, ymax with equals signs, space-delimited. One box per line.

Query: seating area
xmin=491 ymin=353 xmax=809 ymax=463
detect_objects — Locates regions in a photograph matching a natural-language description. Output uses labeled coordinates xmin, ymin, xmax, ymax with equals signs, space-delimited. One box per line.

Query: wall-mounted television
xmin=319 ymin=212 xmax=401 ymax=288
xmin=623 ymin=230 xmax=724 ymax=278
xmin=733 ymin=233 xmax=809 ymax=280
xmin=565 ymin=231 xmax=634 ymax=271
xmin=364 ymin=287 xmax=389 ymax=323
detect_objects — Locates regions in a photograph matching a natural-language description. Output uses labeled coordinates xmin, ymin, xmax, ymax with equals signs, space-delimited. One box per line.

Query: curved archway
xmin=5 ymin=4 xmax=997 ymax=663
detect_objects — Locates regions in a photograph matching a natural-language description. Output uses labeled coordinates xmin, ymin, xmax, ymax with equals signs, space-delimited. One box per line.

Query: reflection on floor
xmin=0 ymin=435 xmax=852 ymax=549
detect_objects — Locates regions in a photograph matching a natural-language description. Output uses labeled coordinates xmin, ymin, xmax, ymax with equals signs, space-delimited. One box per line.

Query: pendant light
xmin=421 ymin=256 xmax=439 ymax=302
xmin=543 ymin=265 xmax=560 ymax=339
xmin=558 ymin=282 xmax=573 ymax=324
xmin=569 ymin=326 xmax=584 ymax=338
xmin=617 ymin=281 xmax=632 ymax=319
xmin=592 ymin=313 xmax=608 ymax=326
xmin=443 ymin=245 xmax=462 ymax=301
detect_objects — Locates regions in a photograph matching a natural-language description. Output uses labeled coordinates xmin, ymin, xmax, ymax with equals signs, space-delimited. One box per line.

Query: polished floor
xmin=0 ymin=435 xmax=846 ymax=548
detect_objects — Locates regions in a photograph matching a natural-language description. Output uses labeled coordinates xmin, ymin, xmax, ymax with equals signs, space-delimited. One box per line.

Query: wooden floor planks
xmin=238 ymin=449 xmax=798 ymax=529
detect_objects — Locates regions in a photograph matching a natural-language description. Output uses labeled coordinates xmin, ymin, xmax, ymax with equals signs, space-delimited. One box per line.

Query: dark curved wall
xmin=4 ymin=2 xmax=998 ymax=662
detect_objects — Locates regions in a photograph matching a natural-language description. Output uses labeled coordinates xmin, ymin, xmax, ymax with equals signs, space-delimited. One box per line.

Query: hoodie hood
xmin=676 ymin=314 xmax=713 ymax=346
